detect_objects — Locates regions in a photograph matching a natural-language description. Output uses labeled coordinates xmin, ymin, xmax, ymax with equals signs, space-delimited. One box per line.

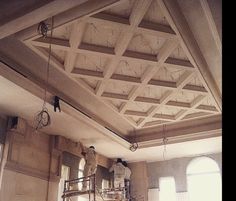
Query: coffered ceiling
xmin=0 ymin=0 xmax=222 ymax=160
xmin=18 ymin=0 xmax=221 ymax=129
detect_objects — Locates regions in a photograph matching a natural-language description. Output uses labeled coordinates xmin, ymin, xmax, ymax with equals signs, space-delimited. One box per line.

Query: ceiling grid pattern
xmin=25 ymin=0 xmax=220 ymax=129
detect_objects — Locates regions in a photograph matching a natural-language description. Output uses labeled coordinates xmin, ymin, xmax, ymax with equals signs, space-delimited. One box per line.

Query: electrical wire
xmin=35 ymin=18 xmax=54 ymax=130
xmin=130 ymin=129 xmax=138 ymax=152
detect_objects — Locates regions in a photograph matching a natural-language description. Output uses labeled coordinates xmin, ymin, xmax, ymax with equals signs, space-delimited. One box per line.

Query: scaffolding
xmin=98 ymin=187 xmax=127 ymax=201
xmin=62 ymin=174 xmax=96 ymax=201
xmin=62 ymin=175 xmax=131 ymax=201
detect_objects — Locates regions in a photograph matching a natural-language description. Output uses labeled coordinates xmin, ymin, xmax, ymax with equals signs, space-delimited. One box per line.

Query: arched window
xmin=159 ymin=177 xmax=176 ymax=201
xmin=78 ymin=158 xmax=85 ymax=190
xmin=187 ymin=157 xmax=221 ymax=201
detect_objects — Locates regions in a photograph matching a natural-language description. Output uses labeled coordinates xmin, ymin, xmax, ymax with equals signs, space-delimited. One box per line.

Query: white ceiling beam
xmin=95 ymin=0 xmax=153 ymax=96
xmin=200 ymin=0 xmax=222 ymax=55
xmin=0 ymin=0 xmax=88 ymax=39
xmin=72 ymin=68 xmax=104 ymax=80
xmin=64 ymin=21 xmax=87 ymax=73
xmin=124 ymin=110 xmax=176 ymax=122
xmin=157 ymin=0 xmax=222 ymax=112
xmin=196 ymin=104 xmax=218 ymax=112
xmin=175 ymin=95 xmax=207 ymax=120
xmin=15 ymin=0 xmax=125 ymax=41
xmin=101 ymin=92 xmax=217 ymax=114
xmin=89 ymin=12 xmax=176 ymax=38
xmin=142 ymin=120 xmax=170 ymax=128
xmin=138 ymin=71 xmax=195 ymax=127
xmin=31 ymin=37 xmax=196 ymax=71
xmin=71 ymin=68 xmax=208 ymax=95
xmin=26 ymin=43 xmax=138 ymax=128
xmin=132 ymin=114 xmax=221 ymax=140
xmin=119 ymin=38 xmax=179 ymax=114
xmin=182 ymin=112 xmax=213 ymax=120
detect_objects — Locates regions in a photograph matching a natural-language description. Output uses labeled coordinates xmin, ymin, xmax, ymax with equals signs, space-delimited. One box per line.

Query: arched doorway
xmin=186 ymin=157 xmax=221 ymax=201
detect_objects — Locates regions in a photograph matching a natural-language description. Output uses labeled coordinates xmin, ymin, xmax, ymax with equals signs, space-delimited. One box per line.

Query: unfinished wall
xmin=61 ymin=149 xmax=112 ymax=189
xmin=147 ymin=153 xmax=222 ymax=192
xmin=0 ymin=115 xmax=7 ymax=144
xmin=128 ymin=153 xmax=221 ymax=201
xmin=129 ymin=161 xmax=149 ymax=201
xmin=96 ymin=165 xmax=113 ymax=189
xmin=0 ymin=117 xmax=60 ymax=201
xmin=0 ymin=117 xmax=114 ymax=201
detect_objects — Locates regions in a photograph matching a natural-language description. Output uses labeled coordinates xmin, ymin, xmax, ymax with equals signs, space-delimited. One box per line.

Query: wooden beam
xmin=165 ymin=57 xmax=194 ymax=69
xmin=132 ymin=114 xmax=222 ymax=146
xmin=90 ymin=12 xmax=177 ymax=39
xmin=31 ymin=38 xmax=196 ymax=71
xmin=157 ymin=0 xmax=222 ymax=111
xmin=135 ymin=96 xmax=161 ymax=104
xmin=64 ymin=21 xmax=87 ymax=72
xmin=183 ymin=84 xmax=207 ymax=93
xmin=200 ymin=0 xmax=222 ymax=55
xmin=138 ymin=20 xmax=176 ymax=38
xmin=148 ymin=79 xmax=176 ymax=88
xmin=72 ymin=68 xmax=104 ymax=80
xmin=125 ymin=110 xmax=147 ymax=117
xmin=95 ymin=0 xmax=153 ymax=96
xmin=196 ymin=104 xmax=218 ymax=112
xmin=175 ymin=95 xmax=207 ymax=120
xmin=92 ymin=12 xmax=130 ymax=25
xmin=26 ymin=41 xmax=138 ymax=128
xmin=119 ymin=38 xmax=179 ymax=114
xmin=0 ymin=0 xmax=88 ymax=39
xmin=102 ymin=92 xmax=128 ymax=101
xmin=15 ymin=0 xmax=125 ymax=41
xmin=111 ymin=74 xmax=141 ymax=84
xmin=138 ymin=70 xmax=194 ymax=127
xmin=182 ymin=112 xmax=213 ymax=120
xmin=143 ymin=120 xmax=170 ymax=128
xmin=25 ymin=44 xmax=65 ymax=71
xmin=101 ymin=92 xmax=218 ymax=114
xmin=153 ymin=113 xmax=176 ymax=120
xmin=166 ymin=100 xmax=190 ymax=108
xmin=71 ymin=68 xmax=207 ymax=94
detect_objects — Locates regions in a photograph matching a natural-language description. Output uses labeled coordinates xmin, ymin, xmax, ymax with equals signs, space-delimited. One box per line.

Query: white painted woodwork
xmin=9 ymin=0 xmax=221 ymax=129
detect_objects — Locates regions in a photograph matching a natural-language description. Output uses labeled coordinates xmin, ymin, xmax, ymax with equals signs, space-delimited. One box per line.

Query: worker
xmin=122 ymin=161 xmax=131 ymax=199
xmin=109 ymin=158 xmax=126 ymax=189
xmin=81 ymin=145 xmax=97 ymax=191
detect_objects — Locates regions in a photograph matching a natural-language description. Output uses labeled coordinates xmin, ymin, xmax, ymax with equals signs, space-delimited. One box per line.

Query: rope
xmin=130 ymin=129 xmax=138 ymax=152
xmin=35 ymin=18 xmax=54 ymax=130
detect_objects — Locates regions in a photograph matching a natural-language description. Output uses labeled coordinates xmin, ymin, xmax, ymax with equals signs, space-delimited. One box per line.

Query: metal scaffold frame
xmin=62 ymin=174 xmax=96 ymax=201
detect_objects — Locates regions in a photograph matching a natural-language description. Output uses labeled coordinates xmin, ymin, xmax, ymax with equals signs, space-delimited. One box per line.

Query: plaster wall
xmin=0 ymin=117 xmax=60 ymax=201
xmin=147 ymin=153 xmax=222 ymax=192
xmin=129 ymin=161 xmax=149 ymax=201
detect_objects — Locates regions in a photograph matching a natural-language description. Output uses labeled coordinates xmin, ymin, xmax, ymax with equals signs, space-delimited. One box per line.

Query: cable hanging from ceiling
xmin=129 ymin=129 xmax=138 ymax=152
xmin=34 ymin=18 xmax=54 ymax=130
xmin=162 ymin=124 xmax=168 ymax=161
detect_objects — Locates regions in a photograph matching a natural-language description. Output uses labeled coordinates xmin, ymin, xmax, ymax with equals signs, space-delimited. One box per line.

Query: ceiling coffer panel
xmin=74 ymin=53 xmax=107 ymax=72
xmin=105 ymin=0 xmax=135 ymax=18
xmin=114 ymin=59 xmax=148 ymax=78
xmin=82 ymin=22 xmax=122 ymax=48
xmin=142 ymin=0 xmax=169 ymax=25
xmin=126 ymin=33 xmax=166 ymax=55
